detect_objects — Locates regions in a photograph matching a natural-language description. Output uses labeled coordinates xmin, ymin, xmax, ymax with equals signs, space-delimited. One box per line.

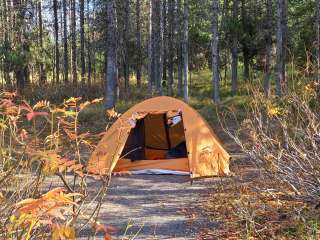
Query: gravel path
xmin=92 ymin=175 xmax=219 ymax=240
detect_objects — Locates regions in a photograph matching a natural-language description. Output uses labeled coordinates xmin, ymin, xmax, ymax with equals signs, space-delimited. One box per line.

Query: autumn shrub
xmin=223 ymin=82 xmax=320 ymax=203
xmin=0 ymin=91 xmax=115 ymax=239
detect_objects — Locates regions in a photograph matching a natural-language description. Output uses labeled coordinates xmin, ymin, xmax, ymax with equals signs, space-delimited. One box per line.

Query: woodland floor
xmin=83 ymin=127 xmax=245 ymax=239
xmin=95 ymin=127 xmax=242 ymax=239
xmin=90 ymin=127 xmax=244 ymax=240
xmin=36 ymin=115 xmax=310 ymax=239
xmin=40 ymin=125 xmax=242 ymax=240
xmin=93 ymin=175 xmax=222 ymax=239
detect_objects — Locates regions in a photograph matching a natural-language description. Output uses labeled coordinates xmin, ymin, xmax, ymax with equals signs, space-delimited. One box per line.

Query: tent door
xmin=120 ymin=111 xmax=188 ymax=161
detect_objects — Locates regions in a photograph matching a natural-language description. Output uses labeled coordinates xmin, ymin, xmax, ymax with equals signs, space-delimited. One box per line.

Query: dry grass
xmin=198 ymin=83 xmax=320 ymax=239
xmin=199 ymin=157 xmax=320 ymax=239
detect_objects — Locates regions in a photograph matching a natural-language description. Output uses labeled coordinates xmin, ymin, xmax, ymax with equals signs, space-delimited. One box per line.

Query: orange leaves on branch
xmin=0 ymin=91 xmax=17 ymax=99
xmin=31 ymin=151 xmax=60 ymax=175
xmin=52 ymin=224 xmax=76 ymax=240
xmin=33 ymin=100 xmax=50 ymax=110
xmin=0 ymin=98 xmax=15 ymax=108
xmin=15 ymin=187 xmax=82 ymax=225
xmin=67 ymin=97 xmax=103 ymax=111
xmin=65 ymin=97 xmax=82 ymax=107
xmin=55 ymin=156 xmax=85 ymax=177
xmin=0 ymin=98 xmax=19 ymax=116
xmin=9 ymin=188 xmax=82 ymax=238
xmin=79 ymin=101 xmax=91 ymax=110
xmin=30 ymin=151 xmax=85 ymax=177
xmin=91 ymin=97 xmax=103 ymax=104
xmin=106 ymin=108 xmax=121 ymax=119
xmin=94 ymin=222 xmax=117 ymax=240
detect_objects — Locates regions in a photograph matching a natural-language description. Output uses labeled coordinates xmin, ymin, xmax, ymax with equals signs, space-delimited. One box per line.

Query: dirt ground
xmin=75 ymin=175 xmax=225 ymax=240
xmin=76 ymin=127 xmax=240 ymax=239
xmin=41 ymin=126 xmax=240 ymax=239
xmin=84 ymin=128 xmax=240 ymax=239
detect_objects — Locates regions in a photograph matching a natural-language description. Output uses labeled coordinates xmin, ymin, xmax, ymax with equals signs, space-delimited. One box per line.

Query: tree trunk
xmin=282 ymin=0 xmax=287 ymax=83
xmin=212 ymin=0 xmax=220 ymax=103
xmin=105 ymin=0 xmax=117 ymax=109
xmin=63 ymin=0 xmax=68 ymax=83
xmin=176 ymin=0 xmax=183 ymax=97
xmin=275 ymin=0 xmax=285 ymax=97
xmin=53 ymin=0 xmax=60 ymax=84
xmin=167 ymin=0 xmax=174 ymax=96
xmin=87 ymin=0 xmax=92 ymax=86
xmin=317 ymin=0 xmax=320 ymax=82
xmin=243 ymin=51 xmax=250 ymax=80
xmin=159 ymin=0 xmax=164 ymax=95
xmin=15 ymin=4 xmax=28 ymax=93
xmin=182 ymin=0 xmax=189 ymax=102
xmin=231 ymin=0 xmax=239 ymax=96
xmin=38 ymin=0 xmax=46 ymax=84
xmin=264 ymin=0 xmax=272 ymax=97
xmin=136 ymin=0 xmax=142 ymax=88
xmin=80 ymin=0 xmax=85 ymax=85
xmin=16 ymin=68 xmax=25 ymax=94
xmin=92 ymin=0 xmax=96 ymax=83
xmin=222 ymin=0 xmax=229 ymax=86
xmin=241 ymin=0 xmax=250 ymax=81
xmin=71 ymin=0 xmax=77 ymax=86
xmin=148 ymin=1 xmax=153 ymax=92
xmin=2 ymin=0 xmax=10 ymax=85
xmin=123 ymin=0 xmax=130 ymax=97
xmin=151 ymin=0 xmax=162 ymax=93
xmin=162 ymin=0 xmax=168 ymax=84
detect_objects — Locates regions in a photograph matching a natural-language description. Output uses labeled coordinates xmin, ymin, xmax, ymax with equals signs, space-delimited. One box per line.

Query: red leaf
xmin=26 ymin=111 xmax=49 ymax=121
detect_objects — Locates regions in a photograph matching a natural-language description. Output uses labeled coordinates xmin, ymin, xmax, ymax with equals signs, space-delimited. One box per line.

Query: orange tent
xmin=87 ymin=96 xmax=230 ymax=178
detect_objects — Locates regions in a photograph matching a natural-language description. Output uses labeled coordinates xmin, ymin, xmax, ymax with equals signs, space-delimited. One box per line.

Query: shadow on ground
xmin=83 ymin=175 xmax=222 ymax=240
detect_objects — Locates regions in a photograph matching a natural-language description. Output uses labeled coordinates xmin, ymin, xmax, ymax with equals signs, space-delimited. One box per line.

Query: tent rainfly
xmin=87 ymin=96 xmax=231 ymax=178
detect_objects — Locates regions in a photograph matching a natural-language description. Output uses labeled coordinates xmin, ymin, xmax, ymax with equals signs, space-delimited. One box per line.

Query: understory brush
xmin=0 ymin=92 xmax=117 ymax=239
xmin=211 ymin=81 xmax=320 ymax=239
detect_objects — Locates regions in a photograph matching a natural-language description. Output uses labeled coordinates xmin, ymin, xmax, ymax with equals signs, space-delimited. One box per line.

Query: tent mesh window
xmin=120 ymin=112 xmax=187 ymax=161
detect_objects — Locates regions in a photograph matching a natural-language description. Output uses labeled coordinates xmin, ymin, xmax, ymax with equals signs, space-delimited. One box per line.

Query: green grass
xmin=78 ymin=69 xmax=252 ymax=131
xmin=75 ymin=66 xmax=316 ymax=131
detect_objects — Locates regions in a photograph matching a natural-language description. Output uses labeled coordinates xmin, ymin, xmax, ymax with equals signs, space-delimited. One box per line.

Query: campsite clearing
xmin=42 ymin=174 xmax=223 ymax=239
xmin=90 ymin=175 xmax=221 ymax=239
